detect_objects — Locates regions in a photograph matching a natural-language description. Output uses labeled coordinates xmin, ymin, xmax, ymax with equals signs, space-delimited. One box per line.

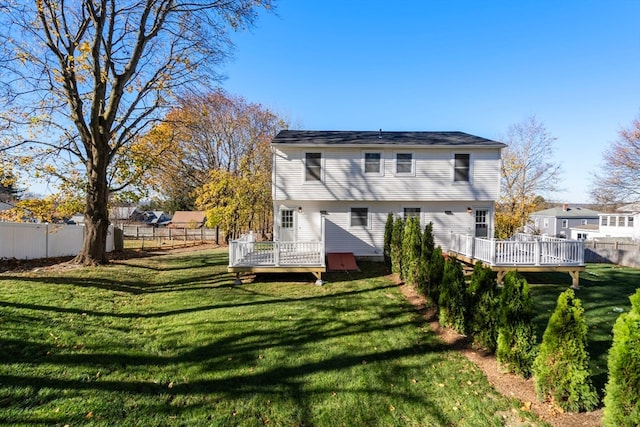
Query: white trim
xmin=349 ymin=206 xmax=371 ymax=229
xmin=452 ymin=152 xmax=472 ymax=184
xmin=393 ymin=151 xmax=415 ymax=176
xmin=361 ymin=150 xmax=384 ymax=176
xmin=302 ymin=151 xmax=324 ymax=183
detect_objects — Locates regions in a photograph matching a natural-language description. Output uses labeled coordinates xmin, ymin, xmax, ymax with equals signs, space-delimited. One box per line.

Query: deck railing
xmin=450 ymin=233 xmax=584 ymax=266
xmin=229 ymin=232 xmax=325 ymax=267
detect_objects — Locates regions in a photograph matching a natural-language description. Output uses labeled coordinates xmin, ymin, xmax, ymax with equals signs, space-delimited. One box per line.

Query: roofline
xmin=271 ymin=142 xmax=506 ymax=149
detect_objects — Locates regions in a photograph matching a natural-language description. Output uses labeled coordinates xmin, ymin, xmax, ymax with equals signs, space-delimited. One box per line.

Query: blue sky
xmin=220 ymin=0 xmax=640 ymax=204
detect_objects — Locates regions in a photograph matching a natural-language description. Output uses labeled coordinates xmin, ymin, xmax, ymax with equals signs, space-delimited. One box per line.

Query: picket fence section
xmin=0 ymin=222 xmax=115 ymax=259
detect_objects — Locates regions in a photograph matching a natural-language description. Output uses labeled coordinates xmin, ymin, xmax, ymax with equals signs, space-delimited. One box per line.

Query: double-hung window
xmin=395 ymin=153 xmax=413 ymax=175
xmin=350 ymin=207 xmax=369 ymax=227
xmin=364 ymin=152 xmax=382 ymax=174
xmin=305 ymin=152 xmax=322 ymax=182
xmin=404 ymin=207 xmax=421 ymax=220
xmin=454 ymin=154 xmax=470 ymax=182
xmin=562 ymin=219 xmax=568 ymax=228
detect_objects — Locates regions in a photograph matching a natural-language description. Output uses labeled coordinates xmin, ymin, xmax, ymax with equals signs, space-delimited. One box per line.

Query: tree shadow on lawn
xmin=0 ymin=298 xmax=458 ymax=425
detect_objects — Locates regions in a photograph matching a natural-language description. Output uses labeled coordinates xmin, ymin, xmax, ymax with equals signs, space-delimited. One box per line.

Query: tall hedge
xmin=390 ymin=217 xmax=404 ymax=278
xmin=402 ymin=217 xmax=422 ymax=286
xmin=603 ymin=288 xmax=640 ymax=426
xmin=532 ymin=289 xmax=598 ymax=412
xmin=496 ymin=271 xmax=537 ymax=378
xmin=383 ymin=212 xmax=394 ymax=270
xmin=467 ymin=262 xmax=500 ymax=352
xmin=427 ymin=247 xmax=445 ymax=307
xmin=417 ymin=222 xmax=434 ymax=295
xmin=438 ymin=259 xmax=467 ymax=334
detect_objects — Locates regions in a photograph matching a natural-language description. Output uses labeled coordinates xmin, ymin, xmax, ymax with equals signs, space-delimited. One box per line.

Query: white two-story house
xmin=271 ymin=130 xmax=505 ymax=259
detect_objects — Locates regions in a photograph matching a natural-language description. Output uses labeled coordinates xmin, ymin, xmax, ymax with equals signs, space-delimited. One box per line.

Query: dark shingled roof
xmin=272 ymin=130 xmax=506 ymax=147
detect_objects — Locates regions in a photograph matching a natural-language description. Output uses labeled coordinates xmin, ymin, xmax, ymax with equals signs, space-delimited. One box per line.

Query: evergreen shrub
xmin=532 ymin=289 xmax=598 ymax=412
xmin=438 ymin=259 xmax=467 ymax=334
xmin=383 ymin=213 xmax=394 ymax=270
xmin=467 ymin=262 xmax=500 ymax=352
xmin=390 ymin=217 xmax=404 ymax=278
xmin=401 ymin=217 xmax=422 ymax=286
xmin=427 ymin=247 xmax=444 ymax=307
xmin=603 ymin=288 xmax=640 ymax=426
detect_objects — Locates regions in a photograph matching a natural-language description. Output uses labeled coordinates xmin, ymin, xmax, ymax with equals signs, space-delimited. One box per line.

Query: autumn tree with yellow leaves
xmin=0 ymin=0 xmax=274 ymax=265
xmin=496 ymin=116 xmax=562 ymax=238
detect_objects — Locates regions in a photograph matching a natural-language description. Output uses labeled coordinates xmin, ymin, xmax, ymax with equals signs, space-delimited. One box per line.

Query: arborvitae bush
xmin=496 ymin=271 xmax=537 ymax=378
xmin=467 ymin=262 xmax=500 ymax=352
xmin=532 ymin=289 xmax=598 ymax=412
xmin=390 ymin=217 xmax=404 ymax=278
xmin=383 ymin=213 xmax=394 ymax=270
xmin=401 ymin=217 xmax=422 ymax=286
xmin=427 ymin=247 xmax=444 ymax=307
xmin=438 ymin=259 xmax=467 ymax=334
xmin=417 ymin=222 xmax=435 ymax=295
xmin=603 ymin=288 xmax=640 ymax=426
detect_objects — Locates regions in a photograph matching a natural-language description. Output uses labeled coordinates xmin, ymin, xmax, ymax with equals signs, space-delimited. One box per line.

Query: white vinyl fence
xmin=0 ymin=222 xmax=115 ymax=259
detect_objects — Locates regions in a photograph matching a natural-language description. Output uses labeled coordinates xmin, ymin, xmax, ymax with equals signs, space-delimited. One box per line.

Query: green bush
xmin=603 ymin=288 xmax=640 ymax=426
xmin=467 ymin=262 xmax=500 ymax=352
xmin=417 ymin=222 xmax=435 ymax=295
xmin=401 ymin=217 xmax=422 ymax=286
xmin=496 ymin=271 xmax=537 ymax=378
xmin=438 ymin=259 xmax=467 ymax=334
xmin=383 ymin=213 xmax=394 ymax=270
xmin=427 ymin=247 xmax=444 ymax=307
xmin=390 ymin=217 xmax=404 ymax=278
xmin=532 ymin=289 xmax=598 ymax=412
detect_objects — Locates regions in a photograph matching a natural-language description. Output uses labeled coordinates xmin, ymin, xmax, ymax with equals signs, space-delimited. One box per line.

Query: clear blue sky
xmin=220 ymin=0 xmax=640 ymax=204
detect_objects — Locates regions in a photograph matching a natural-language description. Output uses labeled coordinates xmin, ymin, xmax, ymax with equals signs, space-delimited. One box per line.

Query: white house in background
xmin=271 ymin=130 xmax=505 ymax=258
xmin=528 ymin=204 xmax=600 ymax=238
xmin=572 ymin=203 xmax=640 ymax=241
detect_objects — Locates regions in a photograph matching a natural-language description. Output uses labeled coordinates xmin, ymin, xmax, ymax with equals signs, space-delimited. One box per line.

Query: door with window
xmin=280 ymin=208 xmax=296 ymax=241
xmin=475 ymin=209 xmax=489 ymax=238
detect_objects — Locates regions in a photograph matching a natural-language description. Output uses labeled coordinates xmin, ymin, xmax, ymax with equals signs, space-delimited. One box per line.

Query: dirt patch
xmin=397 ymin=281 xmax=602 ymax=427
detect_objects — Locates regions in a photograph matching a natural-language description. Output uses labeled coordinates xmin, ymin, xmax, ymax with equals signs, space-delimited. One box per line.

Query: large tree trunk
xmin=73 ymin=142 xmax=110 ymax=265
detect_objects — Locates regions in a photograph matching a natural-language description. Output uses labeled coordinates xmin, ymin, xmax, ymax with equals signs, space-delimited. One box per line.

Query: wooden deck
xmin=228 ymin=233 xmax=326 ymax=281
xmin=449 ymin=233 xmax=585 ymax=288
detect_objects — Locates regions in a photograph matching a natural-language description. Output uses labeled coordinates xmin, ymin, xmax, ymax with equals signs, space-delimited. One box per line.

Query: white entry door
xmin=280 ymin=208 xmax=296 ymax=241
xmin=475 ymin=209 xmax=489 ymax=238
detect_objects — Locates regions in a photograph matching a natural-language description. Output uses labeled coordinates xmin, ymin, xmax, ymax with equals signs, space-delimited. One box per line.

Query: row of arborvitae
xmin=383 ymin=217 xmax=637 ymax=417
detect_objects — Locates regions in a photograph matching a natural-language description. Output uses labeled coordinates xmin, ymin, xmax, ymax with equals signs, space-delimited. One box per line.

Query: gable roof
xmin=532 ymin=206 xmax=601 ymax=218
xmin=616 ymin=203 xmax=640 ymax=213
xmin=272 ymin=130 xmax=506 ymax=148
xmin=168 ymin=211 xmax=207 ymax=228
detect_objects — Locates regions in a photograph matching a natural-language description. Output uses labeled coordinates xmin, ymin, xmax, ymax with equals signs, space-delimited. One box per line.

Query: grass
xmin=524 ymin=264 xmax=640 ymax=396
xmin=0 ymin=249 xmax=534 ymax=427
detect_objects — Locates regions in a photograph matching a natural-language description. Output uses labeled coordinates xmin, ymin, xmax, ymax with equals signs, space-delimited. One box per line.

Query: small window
xmin=404 ymin=207 xmax=421 ymax=220
xmin=617 ymin=216 xmax=625 ymax=227
xmin=562 ymin=219 xmax=568 ymax=228
xmin=601 ymin=216 xmax=608 ymax=226
xmin=581 ymin=219 xmax=588 ymax=225
xmin=628 ymin=216 xmax=634 ymax=227
xmin=396 ymin=153 xmax=413 ymax=174
xmin=350 ymin=207 xmax=369 ymax=227
xmin=543 ymin=218 xmax=549 ymax=228
xmin=305 ymin=153 xmax=322 ymax=181
xmin=281 ymin=210 xmax=293 ymax=228
xmin=454 ymin=154 xmax=470 ymax=182
xmin=364 ymin=152 xmax=382 ymax=174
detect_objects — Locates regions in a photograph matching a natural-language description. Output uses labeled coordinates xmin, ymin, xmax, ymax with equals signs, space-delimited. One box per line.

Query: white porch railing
xmin=450 ymin=233 xmax=584 ymax=266
xmin=229 ymin=232 xmax=325 ymax=267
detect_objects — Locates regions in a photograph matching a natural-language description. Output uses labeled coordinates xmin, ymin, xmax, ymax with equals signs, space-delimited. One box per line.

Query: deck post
xmin=274 ymin=241 xmax=280 ymax=266
xmin=535 ymin=240 xmax=541 ymax=266
xmin=490 ymin=238 xmax=496 ymax=266
xmin=569 ymin=270 xmax=580 ymax=289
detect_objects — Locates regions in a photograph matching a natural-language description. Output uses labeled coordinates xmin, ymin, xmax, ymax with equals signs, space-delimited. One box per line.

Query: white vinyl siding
xmin=273 ymin=147 xmax=502 ymax=202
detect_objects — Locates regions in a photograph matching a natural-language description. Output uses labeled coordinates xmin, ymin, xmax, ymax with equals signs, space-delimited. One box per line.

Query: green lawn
xmin=0 ymin=249 xmax=536 ymax=426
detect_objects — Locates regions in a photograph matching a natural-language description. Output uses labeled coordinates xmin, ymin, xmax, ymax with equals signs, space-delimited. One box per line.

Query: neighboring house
xmin=0 ymin=201 xmax=13 ymax=212
xmin=142 ymin=210 xmax=172 ymax=226
xmin=271 ymin=130 xmax=505 ymax=258
xmin=109 ymin=206 xmax=141 ymax=222
xmin=528 ymin=204 xmax=600 ymax=238
xmin=169 ymin=211 xmax=207 ymax=228
xmin=573 ymin=203 xmax=640 ymax=241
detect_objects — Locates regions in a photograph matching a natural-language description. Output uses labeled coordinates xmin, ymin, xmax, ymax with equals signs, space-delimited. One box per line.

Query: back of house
xmin=271 ymin=130 xmax=505 ymax=259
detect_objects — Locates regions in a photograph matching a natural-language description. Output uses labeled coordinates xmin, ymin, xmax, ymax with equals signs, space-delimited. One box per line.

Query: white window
xmin=304 ymin=152 xmax=322 ymax=182
xmin=395 ymin=152 xmax=414 ymax=175
xmin=617 ymin=216 xmax=625 ymax=227
xmin=363 ymin=152 xmax=383 ymax=175
xmin=577 ymin=233 xmax=588 ymax=239
xmin=475 ymin=209 xmax=489 ymax=238
xmin=350 ymin=207 xmax=369 ymax=227
xmin=629 ymin=216 xmax=634 ymax=228
xmin=562 ymin=219 xmax=568 ymax=228
xmin=453 ymin=153 xmax=470 ymax=182
xmin=601 ymin=216 xmax=608 ymax=226
xmin=543 ymin=218 xmax=549 ymax=228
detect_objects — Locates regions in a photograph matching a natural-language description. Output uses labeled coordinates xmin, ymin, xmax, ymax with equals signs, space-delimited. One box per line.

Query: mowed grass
xmin=524 ymin=264 xmax=640 ymax=397
xmin=0 ymin=249 xmax=533 ymax=427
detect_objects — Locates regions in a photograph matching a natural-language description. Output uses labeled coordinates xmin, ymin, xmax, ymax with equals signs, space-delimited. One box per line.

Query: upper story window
xmin=305 ymin=152 xmax=322 ymax=182
xmin=543 ymin=218 xmax=549 ymax=228
xmin=562 ymin=219 xmax=568 ymax=228
xmin=628 ymin=216 xmax=634 ymax=227
xmin=581 ymin=219 xmax=588 ymax=225
xmin=350 ymin=207 xmax=369 ymax=227
xmin=454 ymin=154 xmax=470 ymax=182
xmin=363 ymin=152 xmax=382 ymax=174
xmin=395 ymin=153 xmax=413 ymax=175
